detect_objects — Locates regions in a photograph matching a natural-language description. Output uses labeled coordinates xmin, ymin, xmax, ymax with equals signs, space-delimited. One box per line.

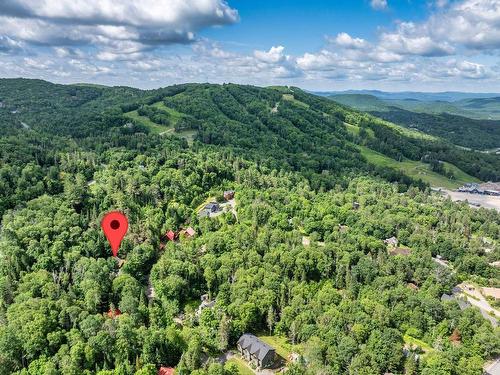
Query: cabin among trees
xmin=384 ymin=236 xmax=398 ymax=247
xmin=224 ymin=190 xmax=235 ymax=200
xmin=179 ymin=227 xmax=196 ymax=238
xmin=237 ymin=334 xmax=276 ymax=369
xmin=157 ymin=367 xmax=174 ymax=375
xmin=199 ymin=202 xmax=220 ymax=218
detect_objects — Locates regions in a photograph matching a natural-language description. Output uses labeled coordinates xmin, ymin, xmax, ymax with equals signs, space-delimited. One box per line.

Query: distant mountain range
xmin=324 ymin=91 xmax=500 ymax=121
xmin=314 ymin=90 xmax=500 ymax=102
xmin=323 ymin=93 xmax=500 ymax=150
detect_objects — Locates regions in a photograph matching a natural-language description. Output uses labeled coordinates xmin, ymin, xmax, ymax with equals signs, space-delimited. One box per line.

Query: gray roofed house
xmin=441 ymin=294 xmax=471 ymax=310
xmin=205 ymin=202 xmax=220 ymax=212
xmin=198 ymin=202 xmax=220 ymax=218
xmin=384 ymin=236 xmax=398 ymax=247
xmin=237 ymin=334 xmax=276 ymax=369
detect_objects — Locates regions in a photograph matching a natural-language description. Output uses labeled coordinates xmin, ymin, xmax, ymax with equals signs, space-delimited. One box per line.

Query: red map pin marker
xmin=101 ymin=211 xmax=128 ymax=257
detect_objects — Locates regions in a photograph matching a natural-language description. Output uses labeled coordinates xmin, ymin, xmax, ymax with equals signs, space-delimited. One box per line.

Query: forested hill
xmin=0 ymin=78 xmax=499 ymax=374
xmin=1 ymin=79 xmax=498 ymax=195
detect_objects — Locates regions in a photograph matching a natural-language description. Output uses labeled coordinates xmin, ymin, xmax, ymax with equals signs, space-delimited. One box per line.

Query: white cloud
xmin=0 ymin=0 xmax=238 ymax=59
xmin=54 ymin=47 xmax=84 ymax=58
xmin=370 ymin=0 xmax=388 ymax=10
xmin=297 ymin=51 xmax=336 ymax=71
xmin=0 ymin=0 xmax=498 ymax=90
xmin=254 ymin=46 xmax=286 ymax=63
xmin=447 ymin=60 xmax=490 ymax=79
xmin=380 ymin=23 xmax=455 ymax=56
xmin=331 ymin=33 xmax=368 ymax=49
xmin=428 ymin=0 xmax=500 ymax=50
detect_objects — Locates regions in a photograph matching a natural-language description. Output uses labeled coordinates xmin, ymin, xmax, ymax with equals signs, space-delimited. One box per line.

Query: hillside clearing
xmin=358 ymin=145 xmax=478 ymax=189
xmin=124 ymin=104 xmax=197 ymax=143
xmin=123 ymin=109 xmax=173 ymax=134
xmin=151 ymin=101 xmax=184 ymax=126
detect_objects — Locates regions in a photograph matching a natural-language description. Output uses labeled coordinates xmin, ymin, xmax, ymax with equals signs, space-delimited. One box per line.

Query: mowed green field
xmin=258 ymin=335 xmax=301 ymax=360
xmin=151 ymin=101 xmax=184 ymax=125
xmin=226 ymin=357 xmax=254 ymax=375
xmin=403 ymin=334 xmax=435 ymax=355
xmin=358 ymin=145 xmax=479 ymax=189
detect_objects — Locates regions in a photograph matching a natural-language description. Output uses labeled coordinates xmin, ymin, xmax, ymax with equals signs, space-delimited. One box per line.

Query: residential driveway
xmin=217 ymin=351 xmax=234 ymax=363
xmin=256 ymin=370 xmax=276 ymax=375
xmin=484 ymin=357 xmax=500 ymax=375
xmin=456 ymin=283 xmax=499 ymax=327
xmin=211 ymin=199 xmax=238 ymax=220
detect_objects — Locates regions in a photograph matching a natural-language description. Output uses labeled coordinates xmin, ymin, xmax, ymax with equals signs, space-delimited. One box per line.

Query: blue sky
xmin=0 ymin=0 xmax=499 ymax=91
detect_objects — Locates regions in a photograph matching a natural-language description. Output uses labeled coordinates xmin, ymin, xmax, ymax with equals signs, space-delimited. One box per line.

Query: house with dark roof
xmin=198 ymin=202 xmax=220 ymax=218
xmin=237 ymin=334 xmax=276 ymax=369
xmin=205 ymin=202 xmax=220 ymax=212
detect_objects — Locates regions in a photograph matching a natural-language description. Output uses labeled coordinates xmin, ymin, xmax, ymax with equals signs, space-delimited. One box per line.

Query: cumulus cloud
xmin=446 ymin=60 xmax=490 ymax=79
xmin=254 ymin=46 xmax=286 ymax=63
xmin=0 ymin=0 xmax=238 ymax=59
xmin=330 ymin=33 xmax=368 ymax=49
xmin=379 ymin=22 xmax=455 ymax=56
xmin=0 ymin=0 xmax=498 ymax=90
xmin=370 ymin=0 xmax=388 ymax=10
xmin=428 ymin=0 xmax=500 ymax=50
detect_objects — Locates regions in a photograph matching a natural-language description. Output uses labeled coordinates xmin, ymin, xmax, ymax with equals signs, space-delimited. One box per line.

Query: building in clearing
xmin=165 ymin=230 xmax=177 ymax=241
xmin=107 ymin=307 xmax=122 ymax=319
xmin=441 ymin=294 xmax=470 ymax=310
xmin=199 ymin=202 xmax=220 ymax=218
xmin=196 ymin=294 xmax=216 ymax=317
xmin=224 ymin=190 xmax=235 ymax=200
xmin=384 ymin=236 xmax=399 ymax=247
xmin=180 ymin=227 xmax=196 ymax=238
xmin=482 ymin=287 xmax=500 ymax=299
xmin=237 ymin=334 xmax=276 ymax=369
xmin=205 ymin=202 xmax=220 ymax=212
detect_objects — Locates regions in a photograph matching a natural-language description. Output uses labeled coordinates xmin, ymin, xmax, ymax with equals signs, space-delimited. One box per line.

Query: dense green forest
xmin=0 ymin=79 xmax=498 ymax=375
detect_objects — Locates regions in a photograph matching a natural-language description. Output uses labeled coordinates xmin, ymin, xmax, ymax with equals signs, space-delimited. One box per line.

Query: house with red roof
xmin=165 ymin=230 xmax=177 ymax=241
xmin=107 ymin=307 xmax=121 ymax=319
xmin=158 ymin=367 xmax=174 ymax=375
